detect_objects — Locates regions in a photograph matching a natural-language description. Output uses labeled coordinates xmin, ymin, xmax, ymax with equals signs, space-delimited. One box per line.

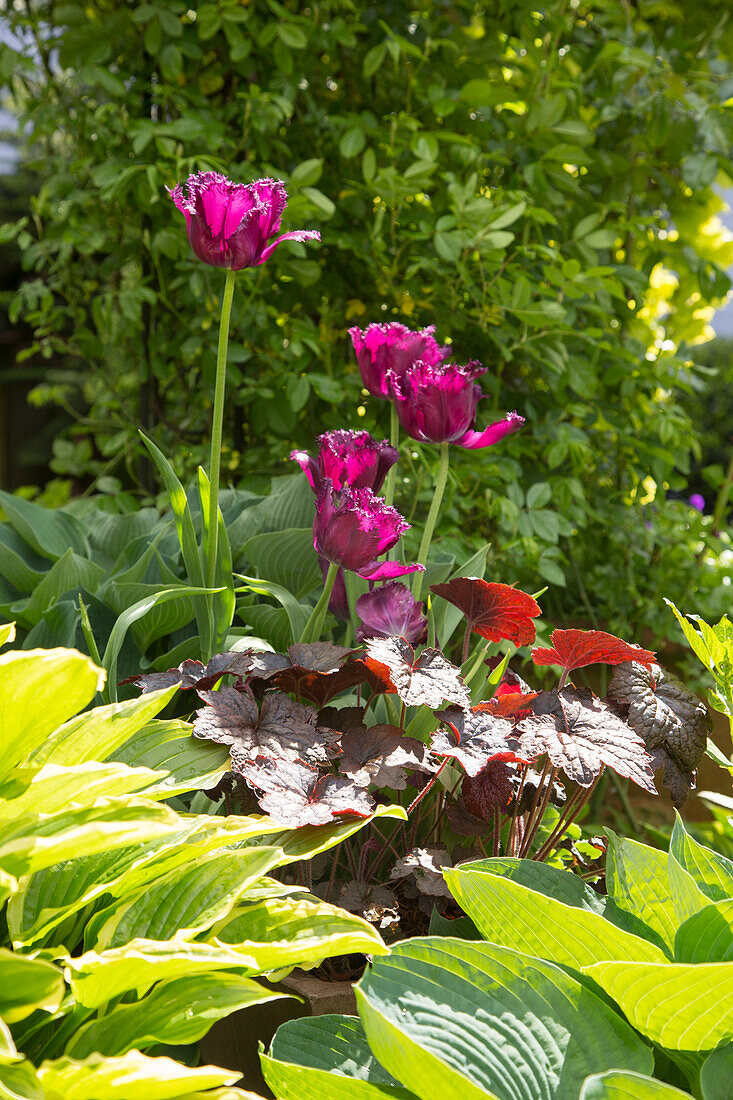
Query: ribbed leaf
xmin=0 ymin=762 xmax=163 ymax=819
xmin=0 ymin=649 xmax=104 ymax=777
xmin=445 ymin=860 xmax=667 ymax=969
xmin=241 ymin=528 xmax=321 ymax=598
xmin=0 ymin=489 xmax=88 ymax=560
xmin=67 ymin=938 xmax=264 ymax=1008
xmin=65 ymin=972 xmax=285 ymax=1058
xmin=0 ymin=1056 xmax=44 ymax=1100
xmin=85 ymin=846 xmax=281 ymax=949
xmin=11 ymin=549 xmax=103 ymax=627
xmin=0 ymin=524 xmax=47 ymax=592
xmin=110 ymin=718 xmax=230 ymax=797
xmin=274 ymin=804 xmax=407 ymax=864
xmin=670 ymin=815 xmax=733 ymax=902
xmin=356 ymin=938 xmax=653 ymax=1100
xmin=262 ymin=1015 xmax=417 ymax=1100
xmin=36 ymin=1051 xmax=238 ymax=1099
xmin=30 ymin=684 xmax=176 ymax=768
xmin=579 ymin=1071 xmax=693 ymax=1098
xmin=674 ymin=899 xmax=733 ymax=962
xmin=0 ymin=799 xmax=177 ymax=877
xmin=213 ymin=894 xmax=387 ymax=969
xmin=0 ymin=949 xmax=64 ymax=1023
xmin=668 ymin=848 xmax=714 ymax=924
xmin=700 ymin=1045 xmax=733 ymax=1100
xmin=87 ymin=507 xmax=159 ymax=565
xmin=581 ymin=960 xmax=733 ymax=1049
xmin=605 ymin=831 xmax=678 ymax=952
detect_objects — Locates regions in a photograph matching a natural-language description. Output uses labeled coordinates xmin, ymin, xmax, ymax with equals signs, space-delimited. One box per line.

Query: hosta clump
xmin=262 ymin=817 xmax=733 ymax=1100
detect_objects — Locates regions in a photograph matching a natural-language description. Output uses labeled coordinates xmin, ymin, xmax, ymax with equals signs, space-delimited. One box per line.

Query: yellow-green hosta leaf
xmin=670 ymin=815 xmax=733 ymax=903
xmin=0 ymin=1056 xmax=44 ymax=1100
xmin=445 ymin=859 xmax=667 ymax=969
xmin=213 ymin=893 xmax=387 ymax=971
xmin=0 ymin=649 xmax=104 ymax=776
xmin=65 ymin=972 xmax=286 ymax=1058
xmin=109 ymin=718 xmax=230 ymax=798
xmin=581 ymin=960 xmax=733 ymax=1050
xmin=0 ymin=763 xmax=165 ymax=819
xmin=579 ymin=1070 xmax=693 ymax=1098
xmin=700 ymin=1045 xmax=733 ymax=1100
xmin=356 ymin=938 xmax=653 ymax=1100
xmin=261 ymin=1015 xmax=417 ymax=1100
xmin=31 ymin=686 xmax=178 ymax=768
xmin=605 ymin=831 xmax=679 ymax=952
xmin=0 ymin=948 xmax=64 ymax=1023
xmin=667 ymin=849 xmax=711 ymax=925
xmin=0 ymin=623 xmax=15 ymax=648
xmin=274 ymin=803 xmax=407 ymax=864
xmin=85 ymin=845 xmax=281 ymax=950
xmin=66 ymin=937 xmax=263 ymax=1008
xmin=674 ymin=898 xmax=733 ymax=962
xmin=0 ymin=868 xmax=17 ymax=906
xmin=0 ymin=798 xmax=178 ymax=878
xmin=36 ymin=1051 xmax=239 ymax=1100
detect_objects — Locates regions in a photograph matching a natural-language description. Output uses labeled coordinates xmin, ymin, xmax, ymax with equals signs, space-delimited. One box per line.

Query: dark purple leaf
xmin=390 ymin=847 xmax=453 ymax=897
xmin=446 ymin=800 xmax=494 ymax=838
xmin=516 ymin=688 xmax=657 ymax=792
xmin=235 ymin=755 xmax=374 ymax=827
xmin=509 ymin=766 xmax=566 ymax=814
xmin=365 ymin=637 xmax=470 ymax=710
xmin=338 ymin=723 xmax=433 ymax=790
xmin=432 ymin=705 xmax=531 ymax=776
xmin=120 ymin=651 xmax=260 ymax=694
xmin=431 ymin=578 xmax=540 ymax=646
xmin=193 ymin=686 xmax=333 ymax=766
xmin=462 ymin=760 xmax=515 ymax=820
xmin=607 ymin=662 xmax=710 ymax=806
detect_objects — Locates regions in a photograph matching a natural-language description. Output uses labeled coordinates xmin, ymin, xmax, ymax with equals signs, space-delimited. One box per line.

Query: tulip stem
xmin=384 ymin=403 xmax=399 ymax=509
xmin=206 ymin=268 xmax=237 ymax=594
xmin=301 ymin=561 xmax=339 ymax=643
xmin=412 ymin=441 xmax=450 ymax=602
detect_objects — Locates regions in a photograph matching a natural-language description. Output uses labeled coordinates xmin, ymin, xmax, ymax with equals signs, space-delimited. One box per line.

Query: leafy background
xmin=1 ymin=0 xmax=733 ymax=656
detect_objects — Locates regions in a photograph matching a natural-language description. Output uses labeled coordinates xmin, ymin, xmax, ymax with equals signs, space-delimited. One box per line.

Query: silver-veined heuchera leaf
xmin=516 ymin=688 xmax=657 ymax=791
xmin=236 ymin=755 xmax=374 ymax=827
xmin=431 ymin=704 xmax=531 ymax=776
xmin=608 ymin=661 xmax=710 ymax=806
xmin=365 ymin=637 xmax=470 ymax=710
xmin=194 ymin=685 xmax=332 ymax=765
xmin=390 ymin=847 xmax=453 ymax=897
xmin=338 ymin=722 xmax=432 ymax=789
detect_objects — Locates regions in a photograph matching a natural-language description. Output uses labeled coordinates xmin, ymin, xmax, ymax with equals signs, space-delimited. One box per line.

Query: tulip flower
xmin=348 ymin=322 xmax=448 ymax=400
xmin=313 ymin=482 xmax=423 ymax=582
xmin=291 ymin=429 xmax=398 ymax=495
xmin=356 ymin=582 xmax=427 ymax=643
xmin=389 ymin=359 xmax=524 ymax=448
xmin=169 ymin=171 xmax=320 ymax=270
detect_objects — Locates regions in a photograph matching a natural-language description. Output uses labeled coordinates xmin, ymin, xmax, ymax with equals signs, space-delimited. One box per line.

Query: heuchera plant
xmin=129 ymin=170 xmax=711 ymax=941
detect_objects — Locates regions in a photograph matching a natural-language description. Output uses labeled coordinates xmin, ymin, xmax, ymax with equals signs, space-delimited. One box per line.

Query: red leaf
xmin=532 ymin=629 xmax=655 ymax=673
xmin=364 ymin=637 xmax=470 ymax=710
xmin=431 ymin=578 xmax=540 ymax=646
xmin=477 ymin=692 xmax=540 ymax=719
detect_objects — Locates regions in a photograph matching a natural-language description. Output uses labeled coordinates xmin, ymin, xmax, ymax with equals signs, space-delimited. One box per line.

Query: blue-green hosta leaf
xmin=700 ymin=1045 xmax=733 ymax=1100
xmin=674 ymin=899 xmax=733 ymax=962
xmin=0 ymin=648 xmax=104 ymax=777
xmin=0 ymin=762 xmax=164 ymax=819
xmin=109 ymin=718 xmax=230 ymax=798
xmin=67 ymin=937 xmax=264 ymax=1008
xmin=65 ymin=972 xmax=285 ymax=1058
xmin=212 ymin=894 xmax=387 ymax=970
xmin=84 ymin=845 xmax=282 ymax=950
xmin=87 ymin=507 xmax=159 ymax=566
xmin=579 ymin=1071 xmax=693 ymax=1098
xmin=8 ymin=815 xmax=282 ymax=948
xmin=0 ymin=948 xmax=65 ymax=1023
xmin=581 ymin=959 xmax=733 ymax=1049
xmin=0 ymin=798 xmax=178 ymax=877
xmin=0 ymin=489 xmax=88 ymax=560
xmin=262 ymin=1015 xmax=417 ymax=1100
xmin=0 ymin=524 xmax=48 ymax=592
xmin=445 ymin=859 xmax=668 ymax=969
xmin=356 ymin=938 xmax=653 ymax=1100
xmin=11 ymin=549 xmax=104 ymax=627
xmin=670 ymin=815 xmax=733 ymax=903
xmin=31 ymin=685 xmax=178 ymax=767
xmin=36 ymin=1051 xmax=239 ymax=1099
xmin=605 ymin=831 xmax=679 ymax=952
xmin=240 ymin=528 xmax=321 ymax=598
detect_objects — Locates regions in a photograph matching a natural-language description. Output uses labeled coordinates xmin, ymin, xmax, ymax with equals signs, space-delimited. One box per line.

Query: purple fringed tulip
xmin=348 ymin=322 xmax=449 ymax=400
xmin=689 ymin=493 xmax=705 ymax=513
xmin=169 ymin=172 xmax=320 ymax=269
xmin=389 ymin=359 xmax=525 ymax=448
xmin=356 ymin=582 xmax=428 ymax=643
xmin=313 ymin=482 xmax=423 ymax=582
xmin=291 ymin=429 xmax=398 ymax=495
xmin=319 ymin=556 xmax=350 ymax=621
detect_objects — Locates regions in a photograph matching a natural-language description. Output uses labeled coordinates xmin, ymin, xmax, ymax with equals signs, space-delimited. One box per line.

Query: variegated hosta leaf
xmin=0 ymin=948 xmax=65 ymax=1023
xmin=605 ymin=831 xmax=679 ymax=953
xmin=36 ymin=1051 xmax=240 ymax=1099
xmin=579 ymin=1070 xmax=693 ymax=1098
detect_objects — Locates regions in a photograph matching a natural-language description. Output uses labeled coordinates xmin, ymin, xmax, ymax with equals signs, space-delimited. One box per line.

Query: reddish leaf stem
xmin=534 ymin=773 xmax=601 ymax=862
xmin=519 ymin=764 xmax=559 ymax=858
